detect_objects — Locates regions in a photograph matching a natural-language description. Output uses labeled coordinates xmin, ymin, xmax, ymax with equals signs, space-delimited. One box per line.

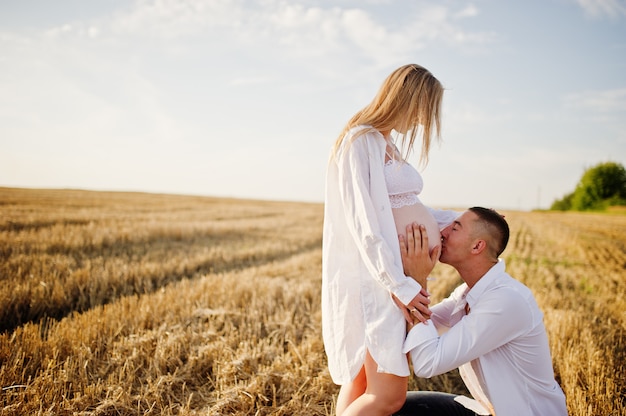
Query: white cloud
xmin=454 ymin=4 xmax=479 ymax=19
xmin=110 ymin=0 xmax=243 ymax=38
xmin=563 ymin=88 xmax=626 ymax=114
xmin=87 ymin=26 xmax=100 ymax=38
xmin=575 ymin=0 xmax=626 ymax=18
xmin=7 ymin=0 xmax=622 ymax=211
xmin=45 ymin=23 xmax=73 ymax=37
xmin=98 ymin=0 xmax=493 ymax=66
xmin=228 ymin=76 xmax=273 ymax=86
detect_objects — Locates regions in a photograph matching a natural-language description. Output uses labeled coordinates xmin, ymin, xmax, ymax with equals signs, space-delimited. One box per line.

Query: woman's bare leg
xmin=336 ymin=365 xmax=367 ymax=415
xmin=340 ymin=350 xmax=408 ymax=416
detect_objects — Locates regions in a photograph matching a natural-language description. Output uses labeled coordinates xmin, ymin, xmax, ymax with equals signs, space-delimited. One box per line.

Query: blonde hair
xmin=332 ymin=64 xmax=443 ymax=165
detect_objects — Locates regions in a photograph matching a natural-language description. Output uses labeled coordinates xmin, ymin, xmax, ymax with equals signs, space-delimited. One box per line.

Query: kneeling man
xmin=395 ymin=207 xmax=567 ymax=416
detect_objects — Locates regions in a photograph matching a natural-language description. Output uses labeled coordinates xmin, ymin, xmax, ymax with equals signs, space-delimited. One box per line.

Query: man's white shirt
xmin=403 ymin=260 xmax=567 ymax=416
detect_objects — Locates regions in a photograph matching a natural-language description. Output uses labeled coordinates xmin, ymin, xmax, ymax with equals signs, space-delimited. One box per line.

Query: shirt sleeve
xmin=429 ymin=292 xmax=460 ymax=331
xmin=428 ymin=207 xmax=460 ymax=230
xmin=335 ymin=132 xmax=421 ymax=304
xmin=403 ymin=288 xmax=534 ymax=378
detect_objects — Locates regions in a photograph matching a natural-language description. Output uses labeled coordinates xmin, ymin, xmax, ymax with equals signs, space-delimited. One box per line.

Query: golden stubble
xmin=1 ymin=188 xmax=624 ymax=415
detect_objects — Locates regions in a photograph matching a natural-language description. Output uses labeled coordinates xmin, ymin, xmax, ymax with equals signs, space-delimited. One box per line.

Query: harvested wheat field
xmin=1 ymin=187 xmax=624 ymax=415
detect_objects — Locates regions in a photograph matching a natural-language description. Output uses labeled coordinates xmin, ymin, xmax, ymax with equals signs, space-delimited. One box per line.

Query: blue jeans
xmin=393 ymin=391 xmax=483 ymax=416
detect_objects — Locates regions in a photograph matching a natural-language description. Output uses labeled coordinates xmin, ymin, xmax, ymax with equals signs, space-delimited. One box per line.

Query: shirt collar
xmin=466 ymin=259 xmax=506 ymax=309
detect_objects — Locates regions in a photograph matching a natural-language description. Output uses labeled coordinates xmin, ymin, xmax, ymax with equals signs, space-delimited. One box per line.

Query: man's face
xmin=439 ymin=211 xmax=478 ymax=267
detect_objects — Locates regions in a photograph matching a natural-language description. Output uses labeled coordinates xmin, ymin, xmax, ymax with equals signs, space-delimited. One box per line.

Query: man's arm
xmin=404 ymin=290 xmax=534 ymax=378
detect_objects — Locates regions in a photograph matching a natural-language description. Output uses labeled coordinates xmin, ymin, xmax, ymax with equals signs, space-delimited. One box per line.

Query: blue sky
xmin=1 ymin=0 xmax=625 ymax=210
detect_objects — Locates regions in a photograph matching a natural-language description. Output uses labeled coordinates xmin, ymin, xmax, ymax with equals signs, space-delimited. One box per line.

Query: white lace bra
xmin=384 ymin=159 xmax=424 ymax=208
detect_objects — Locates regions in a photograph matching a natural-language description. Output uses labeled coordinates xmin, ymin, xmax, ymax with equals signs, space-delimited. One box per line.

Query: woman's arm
xmin=399 ymin=223 xmax=440 ymax=289
xmin=335 ymin=131 xmax=428 ymax=314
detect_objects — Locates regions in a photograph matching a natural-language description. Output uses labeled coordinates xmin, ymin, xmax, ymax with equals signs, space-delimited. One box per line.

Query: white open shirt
xmin=322 ymin=125 xmax=457 ymax=384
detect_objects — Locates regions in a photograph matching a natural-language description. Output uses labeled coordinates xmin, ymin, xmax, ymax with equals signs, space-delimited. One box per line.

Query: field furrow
xmin=1 ymin=188 xmax=624 ymax=415
xmin=0 ymin=189 xmax=323 ymax=332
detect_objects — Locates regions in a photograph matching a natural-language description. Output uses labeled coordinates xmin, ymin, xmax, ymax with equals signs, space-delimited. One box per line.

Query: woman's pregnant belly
xmin=392 ymin=202 xmax=441 ymax=252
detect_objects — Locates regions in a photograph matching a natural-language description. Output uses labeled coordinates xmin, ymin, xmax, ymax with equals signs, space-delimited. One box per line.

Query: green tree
xmin=551 ymin=162 xmax=626 ymax=211
xmin=550 ymin=191 xmax=573 ymax=211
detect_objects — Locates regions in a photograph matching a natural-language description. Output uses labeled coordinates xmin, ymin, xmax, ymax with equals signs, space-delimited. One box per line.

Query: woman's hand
xmin=399 ymin=223 xmax=441 ymax=288
xmin=392 ymin=289 xmax=431 ymax=325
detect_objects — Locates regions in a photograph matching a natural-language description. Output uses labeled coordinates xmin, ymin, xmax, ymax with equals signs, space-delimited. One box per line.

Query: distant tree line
xmin=551 ymin=161 xmax=626 ymax=211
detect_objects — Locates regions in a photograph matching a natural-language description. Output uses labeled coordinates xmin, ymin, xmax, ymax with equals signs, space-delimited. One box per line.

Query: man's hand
xmin=399 ymin=223 xmax=441 ymax=288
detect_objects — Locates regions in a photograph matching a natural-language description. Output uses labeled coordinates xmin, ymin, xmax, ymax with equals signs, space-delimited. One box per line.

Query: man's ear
xmin=471 ymin=239 xmax=487 ymax=254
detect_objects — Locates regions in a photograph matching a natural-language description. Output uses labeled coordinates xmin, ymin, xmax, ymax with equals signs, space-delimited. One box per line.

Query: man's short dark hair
xmin=468 ymin=207 xmax=510 ymax=257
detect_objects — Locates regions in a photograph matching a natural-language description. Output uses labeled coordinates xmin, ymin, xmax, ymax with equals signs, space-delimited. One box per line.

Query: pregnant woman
xmin=322 ymin=64 xmax=457 ymax=416
xmin=384 ymin=137 xmax=444 ymax=250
